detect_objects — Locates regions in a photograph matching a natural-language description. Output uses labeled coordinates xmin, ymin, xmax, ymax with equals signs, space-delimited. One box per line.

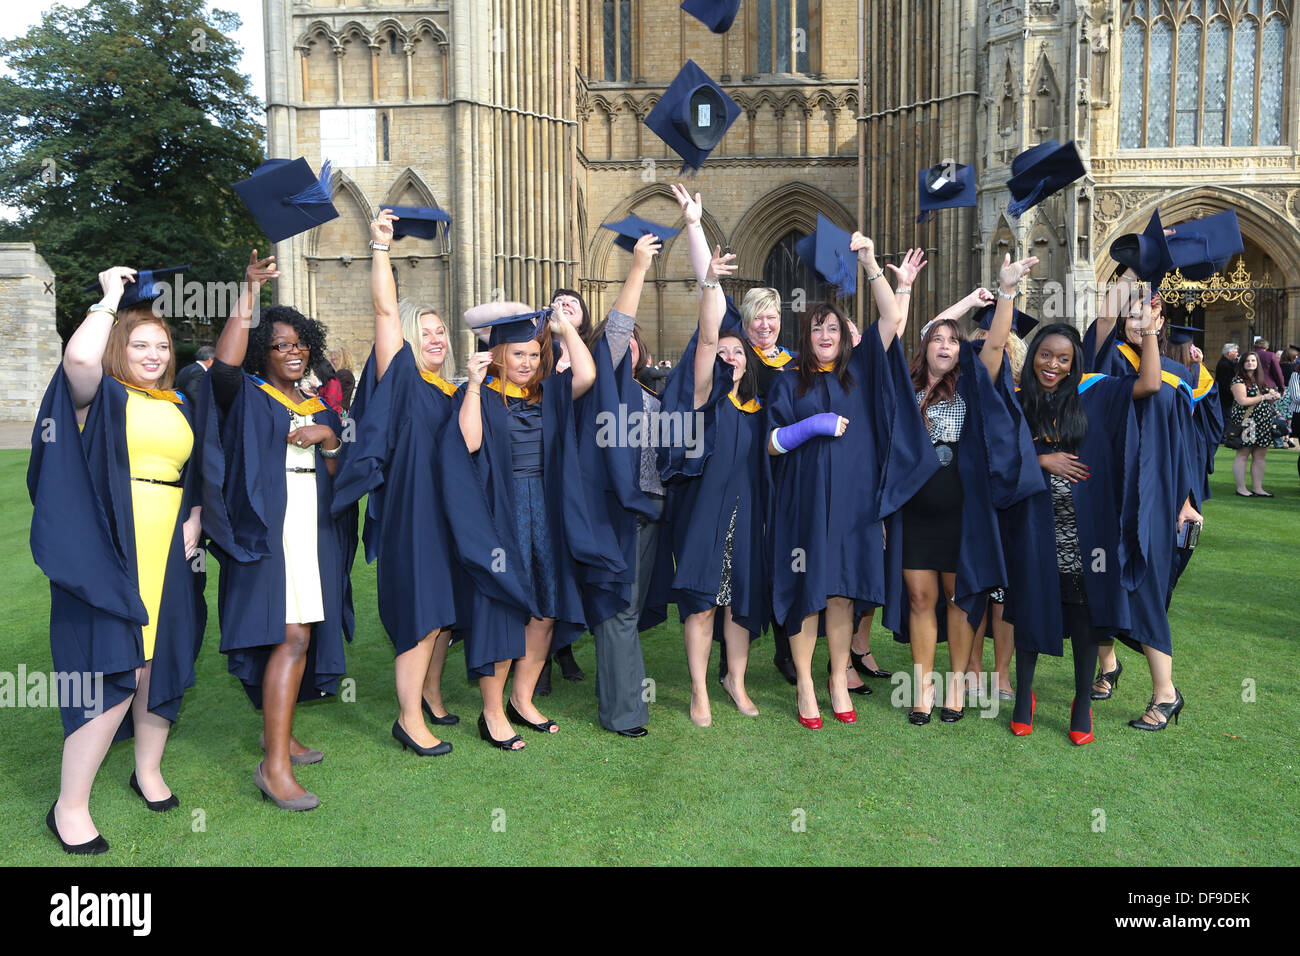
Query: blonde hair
xmin=739 ymin=287 xmax=781 ymax=333
xmin=329 ymin=347 xmax=355 ymax=372
xmin=970 ymin=328 xmax=1027 ymax=385
xmin=102 ymin=311 xmax=176 ymax=389
xmin=398 ymin=299 xmax=456 ymax=379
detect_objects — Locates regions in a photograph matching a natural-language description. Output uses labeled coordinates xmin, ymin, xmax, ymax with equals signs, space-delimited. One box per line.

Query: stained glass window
xmin=1120 ymin=21 xmax=1147 ymax=148
xmin=1176 ymin=20 xmax=1202 ymax=144
xmin=1260 ymin=17 xmax=1286 ymax=144
xmin=1203 ymin=19 xmax=1229 ymax=145
xmin=1231 ymin=19 xmax=1257 ymax=144
xmin=602 ymin=1 xmax=616 ymax=82
xmin=1147 ymin=20 xmax=1173 ymax=147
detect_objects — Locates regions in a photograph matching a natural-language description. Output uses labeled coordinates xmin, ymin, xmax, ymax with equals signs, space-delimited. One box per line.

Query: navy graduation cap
xmin=476 ymin=309 xmax=550 ymax=349
xmin=83 ymin=265 xmax=190 ymax=310
xmin=1166 ymin=324 xmax=1202 ymax=346
xmin=681 ymin=0 xmax=742 ymax=33
xmin=601 ymin=215 xmax=681 ymax=253
xmin=972 ymin=302 xmax=1039 ymax=338
xmin=1167 ymin=210 xmax=1243 ymax=281
xmin=794 ymin=213 xmax=857 ymax=297
xmin=643 ymin=60 xmax=741 ymax=173
xmin=388 ymin=204 xmax=452 ymax=241
xmin=1110 ymin=209 xmax=1174 ymax=290
xmin=232 ymin=158 xmax=339 ymax=243
xmin=916 ymin=162 xmax=976 ymax=222
xmin=1006 ymin=140 xmax=1086 ymax=218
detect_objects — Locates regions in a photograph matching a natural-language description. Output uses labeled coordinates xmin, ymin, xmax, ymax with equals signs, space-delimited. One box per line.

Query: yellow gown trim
xmin=420 ymin=368 xmax=458 ymax=396
xmin=729 ymin=393 xmax=762 ymax=413
xmin=755 ymin=347 xmax=794 ymax=369
xmin=111 ymin=376 xmax=183 ymax=404
xmin=254 ymin=380 xmax=326 ymax=415
xmin=484 ymin=376 xmax=531 ymax=399
xmin=1116 ymin=343 xmax=1194 ymax=395
xmin=1191 ymin=362 xmax=1214 ymax=400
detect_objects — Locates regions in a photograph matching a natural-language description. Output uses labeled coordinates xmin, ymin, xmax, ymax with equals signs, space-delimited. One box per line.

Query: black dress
xmin=901 ymin=390 xmax=966 ymax=572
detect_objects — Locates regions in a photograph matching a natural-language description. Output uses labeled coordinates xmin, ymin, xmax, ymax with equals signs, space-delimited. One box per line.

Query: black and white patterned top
xmin=1050 ymin=475 xmax=1083 ymax=575
xmin=915 ymin=389 xmax=966 ymax=444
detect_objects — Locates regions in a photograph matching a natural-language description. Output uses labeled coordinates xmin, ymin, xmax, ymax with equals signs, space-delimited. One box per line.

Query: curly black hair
xmin=244 ymin=305 xmax=329 ymax=378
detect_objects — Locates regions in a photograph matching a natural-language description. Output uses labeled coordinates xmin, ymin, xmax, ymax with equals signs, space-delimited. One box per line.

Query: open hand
xmin=999 ymin=253 xmax=1039 ymax=293
xmin=245 ymin=249 xmax=280 ymax=289
xmin=671 ymin=183 xmax=703 ymax=226
xmin=371 ymin=208 xmax=397 ymax=245
xmin=887 ymin=248 xmax=927 ymax=287
xmin=706 ymin=245 xmax=737 ymax=283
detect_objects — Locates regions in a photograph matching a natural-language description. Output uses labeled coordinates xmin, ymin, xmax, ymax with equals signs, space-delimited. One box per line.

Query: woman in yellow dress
xmin=31 ymin=265 xmax=204 ymax=853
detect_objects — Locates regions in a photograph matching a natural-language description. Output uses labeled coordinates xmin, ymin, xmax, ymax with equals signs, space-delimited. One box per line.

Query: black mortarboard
xmin=1110 ymin=209 xmax=1174 ymax=291
xmin=973 ymin=303 xmax=1039 ymax=338
xmin=1006 ymin=140 xmax=1086 ymax=218
xmin=643 ymin=60 xmax=741 ymax=172
xmin=477 ymin=309 xmax=549 ymax=349
xmin=83 ymin=265 xmax=190 ymax=310
xmin=601 ymin=215 xmax=681 ymax=253
xmin=794 ymin=213 xmax=857 ymax=297
xmin=1166 ymin=324 xmax=1201 ymax=346
xmin=389 ymin=204 xmax=452 ymax=241
xmin=1167 ymin=210 xmax=1243 ymax=281
xmin=232 ymin=158 xmax=339 ymax=243
xmin=916 ymin=162 xmax=976 ymax=222
xmin=681 ymin=0 xmax=742 ymax=33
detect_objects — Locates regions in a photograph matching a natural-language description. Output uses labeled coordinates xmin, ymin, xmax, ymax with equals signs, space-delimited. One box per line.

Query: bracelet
xmin=896 ymin=287 xmax=912 ymax=296
xmin=865 ymin=269 xmax=885 ymax=282
xmin=320 ymin=444 xmax=341 ymax=459
xmin=87 ymin=303 xmax=117 ymax=318
xmin=1141 ymin=329 xmax=1160 ymax=336
xmin=996 ymin=287 xmax=1017 ymax=300
xmin=467 ymin=387 xmax=481 ymax=395
xmin=369 ymin=241 xmax=390 ymax=252
xmin=700 ymin=279 xmax=720 ymax=289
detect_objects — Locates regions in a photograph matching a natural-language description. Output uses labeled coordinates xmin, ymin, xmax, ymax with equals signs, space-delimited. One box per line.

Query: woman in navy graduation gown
xmin=655 ymin=243 xmax=768 ymax=727
xmin=1083 ymin=276 xmax=1199 ymax=730
xmin=329 ymin=209 xmax=461 ymax=756
xmin=200 ymin=251 xmax=351 ymax=809
xmin=30 ymin=266 xmax=205 ymax=852
xmin=766 ymin=233 xmax=935 ymax=729
xmin=883 ymin=253 xmax=1043 ymax=725
xmin=441 ymin=307 xmax=620 ymax=750
xmin=1000 ymin=321 xmax=1158 ymax=743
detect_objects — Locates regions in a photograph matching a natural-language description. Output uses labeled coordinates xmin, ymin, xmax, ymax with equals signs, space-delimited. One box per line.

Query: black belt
xmin=131 ymin=476 xmax=183 ymax=487
xmin=286 ymin=467 xmax=316 ymax=474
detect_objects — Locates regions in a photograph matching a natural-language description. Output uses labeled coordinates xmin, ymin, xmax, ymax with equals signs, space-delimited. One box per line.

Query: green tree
xmin=0 ymin=0 xmax=265 ymax=345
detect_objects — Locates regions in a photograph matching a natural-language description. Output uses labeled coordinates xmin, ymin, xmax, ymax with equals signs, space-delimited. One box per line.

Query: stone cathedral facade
xmin=262 ymin=0 xmax=1297 ymax=366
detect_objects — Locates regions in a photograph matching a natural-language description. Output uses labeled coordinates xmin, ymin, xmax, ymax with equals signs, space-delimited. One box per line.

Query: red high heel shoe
xmin=827 ymin=678 xmax=856 ymax=723
xmin=1010 ymin=691 xmax=1036 ymax=736
xmin=1068 ymin=698 xmax=1095 ymax=746
xmin=797 ymin=713 xmax=823 ymax=730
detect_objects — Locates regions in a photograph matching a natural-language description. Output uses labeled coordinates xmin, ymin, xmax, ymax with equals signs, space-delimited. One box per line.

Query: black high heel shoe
xmin=555 ymin=645 xmax=585 ymax=682
xmin=850 ymin=649 xmax=891 ymax=680
xmin=1128 ymin=689 xmax=1184 ymax=731
xmin=827 ymin=660 xmax=872 ymax=695
xmin=421 ymin=698 xmax=460 ymax=726
xmin=1090 ymin=659 xmax=1122 ymax=701
xmin=478 ymin=712 xmax=525 ymax=751
xmin=506 ymin=699 xmax=558 ymax=734
xmin=392 ymin=720 xmax=452 ymax=756
xmin=129 ymin=772 xmax=180 ymax=812
xmin=46 ymin=802 xmax=109 ymax=855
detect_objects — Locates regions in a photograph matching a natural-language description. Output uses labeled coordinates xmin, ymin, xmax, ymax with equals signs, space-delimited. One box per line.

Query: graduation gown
xmin=1000 ymin=374 xmax=1144 ymax=654
xmin=28 ymin=371 xmax=206 ymax=739
xmin=1087 ymin=334 xmax=1197 ymax=655
xmin=884 ymin=343 xmax=1044 ymax=640
xmin=197 ymin=371 xmax=353 ymax=706
xmin=766 ymin=326 xmax=937 ymax=635
xmin=438 ymin=371 xmax=624 ymax=678
xmin=330 ymin=344 xmax=467 ymax=655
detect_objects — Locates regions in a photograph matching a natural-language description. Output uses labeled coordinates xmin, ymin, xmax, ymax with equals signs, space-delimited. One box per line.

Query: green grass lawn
xmin=2 ymin=446 xmax=1297 ymax=866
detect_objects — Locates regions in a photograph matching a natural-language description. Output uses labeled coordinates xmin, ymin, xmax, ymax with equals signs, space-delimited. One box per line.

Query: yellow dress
xmin=124 ymin=387 xmax=193 ymax=660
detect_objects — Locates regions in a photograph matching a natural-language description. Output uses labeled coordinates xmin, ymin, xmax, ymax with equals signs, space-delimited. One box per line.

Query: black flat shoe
xmin=555 ymin=645 xmax=585 ymax=682
xmin=1090 ymin=659 xmax=1123 ymax=701
xmin=128 ymin=772 xmax=180 ymax=812
xmin=1128 ymin=689 xmax=1184 ymax=731
xmin=908 ymin=708 xmax=933 ymax=726
xmin=534 ymin=659 xmax=553 ymax=697
xmin=46 ymin=803 xmax=109 ymax=855
xmin=614 ymin=726 xmax=648 ymax=738
xmin=939 ymin=707 xmax=964 ymax=723
xmin=850 ymin=649 xmax=892 ymax=679
xmin=506 ymin=699 xmax=558 ymax=734
xmin=1253 ymin=491 xmax=1274 ymax=498
xmin=774 ymin=656 xmax=798 ymax=686
xmin=478 ymin=713 xmax=525 ymax=751
xmin=421 ymin=698 xmax=460 ymax=726
xmin=392 ymin=720 xmax=452 ymax=756
xmin=1235 ymin=490 xmax=1254 ymax=497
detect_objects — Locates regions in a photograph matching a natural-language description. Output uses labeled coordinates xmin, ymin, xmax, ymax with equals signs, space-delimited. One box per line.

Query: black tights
xmin=1013 ymin=602 xmax=1100 ymax=734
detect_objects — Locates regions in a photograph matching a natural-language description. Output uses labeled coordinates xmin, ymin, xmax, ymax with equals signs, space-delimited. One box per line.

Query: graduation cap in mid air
xmin=916 ymin=162 xmax=976 ymax=222
xmin=643 ymin=60 xmax=741 ymax=173
xmin=388 ymin=205 xmax=452 ymax=241
xmin=972 ymin=303 xmax=1039 ymax=338
xmin=1167 ymin=210 xmax=1244 ymax=281
xmin=232 ymin=158 xmax=339 ymax=243
xmin=83 ymin=265 xmax=190 ymax=311
xmin=681 ymin=0 xmax=743 ymax=33
xmin=794 ymin=213 xmax=857 ymax=297
xmin=1006 ymin=140 xmax=1086 ymax=218
xmin=1110 ymin=209 xmax=1175 ymax=292
xmin=601 ymin=215 xmax=681 ymax=253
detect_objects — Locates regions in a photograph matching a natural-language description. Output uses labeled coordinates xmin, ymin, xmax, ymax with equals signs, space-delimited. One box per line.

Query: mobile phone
xmin=1175 ymin=520 xmax=1201 ymax=550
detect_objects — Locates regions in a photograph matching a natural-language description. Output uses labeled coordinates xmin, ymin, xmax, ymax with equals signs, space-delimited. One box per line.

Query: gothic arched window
xmin=1119 ymin=0 xmax=1290 ymax=148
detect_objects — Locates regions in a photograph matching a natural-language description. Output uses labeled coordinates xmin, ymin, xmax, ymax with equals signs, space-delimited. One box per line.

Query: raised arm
xmin=215 ymin=249 xmax=280 ymax=369
xmin=931 ymin=287 xmax=995 ymax=330
xmin=1130 ymin=290 xmax=1165 ymax=399
xmin=459 ymin=352 xmax=489 ymax=453
xmin=607 ymin=233 xmax=661 ymax=366
xmin=886 ymin=248 xmax=927 ymax=342
xmin=850 ymin=233 xmax=900 ymax=346
xmin=64 ymin=266 xmax=138 ymax=409
xmin=671 ymin=183 xmax=712 ymax=292
xmin=980 ymin=253 xmax=1039 ymax=381
xmin=553 ymin=315 xmax=596 ymax=398
xmin=693 ymin=246 xmax=736 ymax=410
xmin=370 ymin=208 xmax=403 ymax=380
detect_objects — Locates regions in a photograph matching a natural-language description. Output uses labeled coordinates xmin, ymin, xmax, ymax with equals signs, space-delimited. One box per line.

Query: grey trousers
xmin=593 ymin=509 xmax=659 ymax=731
